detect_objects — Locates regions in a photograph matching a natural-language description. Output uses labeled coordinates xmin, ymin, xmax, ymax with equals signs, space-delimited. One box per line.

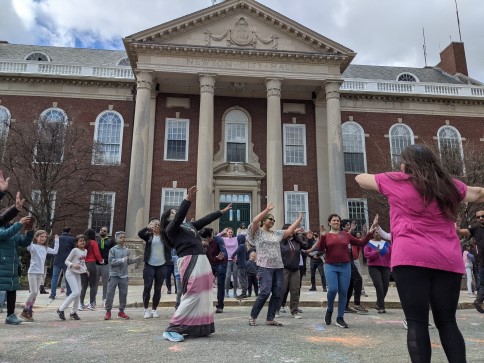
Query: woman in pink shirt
xmin=356 ymin=144 xmax=484 ymax=363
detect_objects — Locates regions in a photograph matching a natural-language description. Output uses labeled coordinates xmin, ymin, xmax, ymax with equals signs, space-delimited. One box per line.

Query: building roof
xmin=342 ymin=64 xmax=464 ymax=84
xmin=0 ymin=43 xmax=128 ymax=67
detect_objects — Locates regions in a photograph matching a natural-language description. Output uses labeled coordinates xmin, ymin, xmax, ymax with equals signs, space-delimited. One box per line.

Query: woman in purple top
xmin=363 ymin=214 xmax=391 ymax=314
xmin=356 ymin=144 xmax=484 ymax=363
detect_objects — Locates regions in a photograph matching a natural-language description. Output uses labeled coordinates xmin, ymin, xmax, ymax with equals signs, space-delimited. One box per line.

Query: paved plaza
xmin=1 ymin=285 xmax=483 ymax=362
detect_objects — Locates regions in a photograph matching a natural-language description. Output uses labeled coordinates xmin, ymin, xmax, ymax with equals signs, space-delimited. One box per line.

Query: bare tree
xmin=1 ymin=115 xmax=113 ymax=233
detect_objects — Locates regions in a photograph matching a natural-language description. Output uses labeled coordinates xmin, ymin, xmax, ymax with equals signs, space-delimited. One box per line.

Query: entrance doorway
xmin=219 ymin=193 xmax=251 ymax=233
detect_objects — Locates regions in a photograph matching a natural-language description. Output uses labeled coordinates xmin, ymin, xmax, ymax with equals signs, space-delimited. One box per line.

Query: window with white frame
xmin=389 ymin=123 xmax=414 ymax=168
xmin=35 ymin=108 xmax=68 ymax=163
xmin=164 ymin=119 xmax=189 ymax=161
xmin=89 ymin=192 xmax=115 ymax=233
xmin=31 ymin=190 xmax=57 ymax=223
xmin=397 ymin=73 xmax=418 ymax=82
xmin=437 ymin=125 xmax=464 ymax=176
xmin=225 ymin=109 xmax=248 ymax=163
xmin=0 ymin=106 xmax=11 ymax=159
xmin=347 ymin=198 xmax=368 ymax=234
xmin=92 ymin=110 xmax=124 ymax=165
xmin=342 ymin=121 xmax=366 ymax=173
xmin=25 ymin=52 xmax=50 ymax=62
xmin=283 ymin=124 xmax=306 ymax=165
xmin=284 ymin=192 xmax=309 ymax=230
xmin=117 ymin=57 xmax=130 ymax=66
xmin=161 ymin=188 xmax=187 ymax=212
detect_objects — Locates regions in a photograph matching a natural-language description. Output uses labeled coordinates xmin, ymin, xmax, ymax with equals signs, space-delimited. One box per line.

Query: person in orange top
xmin=79 ymin=229 xmax=104 ymax=310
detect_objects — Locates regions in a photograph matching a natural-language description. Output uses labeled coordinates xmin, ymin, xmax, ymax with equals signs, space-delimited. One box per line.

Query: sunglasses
xmin=477 ymin=215 xmax=484 ymax=219
xmin=268 ymin=218 xmax=275 ymax=222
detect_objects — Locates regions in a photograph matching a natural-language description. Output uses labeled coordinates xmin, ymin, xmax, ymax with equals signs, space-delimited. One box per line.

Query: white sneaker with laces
xmin=151 ymin=310 xmax=160 ymax=318
xmin=292 ymin=313 xmax=302 ymax=319
xmin=143 ymin=309 xmax=151 ymax=319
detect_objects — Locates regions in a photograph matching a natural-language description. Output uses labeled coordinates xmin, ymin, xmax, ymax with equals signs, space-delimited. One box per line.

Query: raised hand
xmin=371 ymin=214 xmax=379 ymax=229
xmin=266 ymin=202 xmax=274 ymax=212
xmin=221 ymin=204 xmax=232 ymax=214
xmin=0 ymin=170 xmax=9 ymax=192
xmin=186 ymin=186 xmax=197 ymax=201
xmin=19 ymin=216 xmax=32 ymax=225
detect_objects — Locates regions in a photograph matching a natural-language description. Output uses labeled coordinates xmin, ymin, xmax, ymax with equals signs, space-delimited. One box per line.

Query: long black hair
xmin=160 ymin=208 xmax=175 ymax=249
xmin=400 ymin=144 xmax=460 ymax=219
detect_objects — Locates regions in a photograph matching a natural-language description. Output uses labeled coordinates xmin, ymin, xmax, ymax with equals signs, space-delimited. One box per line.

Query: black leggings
xmin=393 ymin=266 xmax=466 ymax=363
xmin=6 ymin=290 xmax=16 ymax=315
xmin=346 ymin=261 xmax=362 ymax=306
xmin=143 ymin=263 xmax=165 ymax=309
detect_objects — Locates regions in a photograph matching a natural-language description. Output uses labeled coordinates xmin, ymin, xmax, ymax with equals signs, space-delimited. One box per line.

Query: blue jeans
xmin=250 ymin=267 xmax=284 ymax=321
xmin=212 ymin=263 xmax=227 ymax=309
xmin=50 ymin=265 xmax=71 ymax=297
xmin=325 ymin=262 xmax=351 ymax=318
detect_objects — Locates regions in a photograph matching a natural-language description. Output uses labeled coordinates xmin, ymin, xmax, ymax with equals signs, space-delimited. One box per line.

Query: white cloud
xmin=2 ymin=0 xmax=483 ymax=80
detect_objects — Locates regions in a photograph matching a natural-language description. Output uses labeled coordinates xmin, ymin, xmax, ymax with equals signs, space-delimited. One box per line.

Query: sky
xmin=2 ymin=0 xmax=483 ymax=81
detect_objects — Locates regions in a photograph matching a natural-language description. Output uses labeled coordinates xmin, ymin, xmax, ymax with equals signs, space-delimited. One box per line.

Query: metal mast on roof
xmin=422 ymin=27 xmax=428 ymax=67
xmin=454 ymin=0 xmax=463 ymax=42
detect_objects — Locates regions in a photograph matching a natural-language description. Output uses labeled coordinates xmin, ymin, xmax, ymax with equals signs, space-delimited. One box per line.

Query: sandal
xmin=249 ymin=317 xmax=257 ymax=326
xmin=266 ymin=320 xmax=283 ymax=326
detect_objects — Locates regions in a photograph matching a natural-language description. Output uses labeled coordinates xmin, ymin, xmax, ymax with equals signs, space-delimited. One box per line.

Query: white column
xmin=195 ymin=74 xmax=216 ymax=219
xmin=314 ymin=90 xmax=331 ymax=225
xmin=125 ymin=71 xmax=153 ymax=239
xmin=265 ymin=78 xmax=284 ymax=225
xmin=325 ymin=81 xmax=347 ymax=216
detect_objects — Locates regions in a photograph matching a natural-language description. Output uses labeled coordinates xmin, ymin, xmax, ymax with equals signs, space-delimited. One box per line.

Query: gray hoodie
xmin=108 ymin=244 xmax=138 ymax=278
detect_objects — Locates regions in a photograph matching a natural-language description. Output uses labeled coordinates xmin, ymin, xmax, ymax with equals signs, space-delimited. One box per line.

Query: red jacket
xmin=85 ymin=239 xmax=103 ymax=263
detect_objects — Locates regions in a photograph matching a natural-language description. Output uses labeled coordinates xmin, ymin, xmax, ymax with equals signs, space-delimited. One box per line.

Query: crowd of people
xmin=1 ymin=144 xmax=483 ymax=362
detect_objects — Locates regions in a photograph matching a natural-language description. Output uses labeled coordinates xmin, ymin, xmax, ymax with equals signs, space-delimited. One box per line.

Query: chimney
xmin=437 ymin=42 xmax=468 ymax=76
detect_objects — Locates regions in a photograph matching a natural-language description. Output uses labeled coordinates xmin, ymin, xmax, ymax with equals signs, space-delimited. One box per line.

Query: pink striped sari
xmin=165 ymin=254 xmax=215 ymax=337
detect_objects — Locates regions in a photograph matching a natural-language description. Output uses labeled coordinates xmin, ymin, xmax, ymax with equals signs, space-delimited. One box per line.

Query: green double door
xmin=219 ymin=202 xmax=251 ymax=233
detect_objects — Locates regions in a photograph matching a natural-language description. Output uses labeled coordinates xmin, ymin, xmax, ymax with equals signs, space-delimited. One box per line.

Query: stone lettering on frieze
xmin=186 ymin=58 xmax=296 ymax=72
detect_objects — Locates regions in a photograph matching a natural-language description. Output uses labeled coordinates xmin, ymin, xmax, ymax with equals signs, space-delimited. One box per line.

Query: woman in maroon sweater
xmin=305 ymin=214 xmax=374 ymax=328
xmin=79 ymin=229 xmax=103 ymax=310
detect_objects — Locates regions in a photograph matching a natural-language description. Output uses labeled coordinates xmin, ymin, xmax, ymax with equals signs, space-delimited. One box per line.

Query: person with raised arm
xmin=355 ymin=144 xmax=484 ymax=362
xmin=160 ymin=186 xmax=232 ymax=342
xmin=247 ymin=202 xmax=302 ymax=327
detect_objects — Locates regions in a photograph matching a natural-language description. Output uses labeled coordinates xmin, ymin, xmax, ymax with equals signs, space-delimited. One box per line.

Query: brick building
xmin=0 ymin=0 xmax=483 ymax=241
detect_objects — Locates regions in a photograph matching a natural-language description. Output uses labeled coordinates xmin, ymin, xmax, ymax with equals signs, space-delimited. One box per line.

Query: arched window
xmin=36 ymin=108 xmax=68 ymax=163
xmin=342 ymin=121 xmax=366 ymax=173
xmin=225 ymin=109 xmax=249 ymax=163
xmin=0 ymin=106 xmax=11 ymax=159
xmin=92 ymin=111 xmax=124 ymax=165
xmin=117 ymin=57 xmax=130 ymax=66
xmin=389 ymin=123 xmax=414 ymax=167
xmin=25 ymin=51 xmax=50 ymax=62
xmin=437 ymin=125 xmax=464 ymax=175
xmin=397 ymin=73 xmax=418 ymax=82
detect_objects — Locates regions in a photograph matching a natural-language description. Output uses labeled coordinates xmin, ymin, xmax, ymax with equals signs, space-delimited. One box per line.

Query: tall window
xmin=164 ymin=119 xmax=189 ymax=161
xmin=225 ymin=110 xmax=248 ymax=162
xmin=89 ymin=192 xmax=115 ymax=233
xmin=347 ymin=198 xmax=368 ymax=234
xmin=161 ymin=188 xmax=187 ymax=212
xmin=36 ymin=108 xmax=68 ymax=163
xmin=437 ymin=125 xmax=464 ymax=176
xmin=389 ymin=123 xmax=414 ymax=167
xmin=342 ymin=121 xmax=366 ymax=173
xmin=92 ymin=111 xmax=124 ymax=165
xmin=284 ymin=192 xmax=309 ymax=230
xmin=0 ymin=106 xmax=11 ymax=160
xmin=283 ymin=124 xmax=306 ymax=165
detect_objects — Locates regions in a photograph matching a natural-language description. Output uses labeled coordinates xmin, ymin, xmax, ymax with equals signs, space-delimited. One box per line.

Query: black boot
xmin=39 ymin=285 xmax=49 ymax=294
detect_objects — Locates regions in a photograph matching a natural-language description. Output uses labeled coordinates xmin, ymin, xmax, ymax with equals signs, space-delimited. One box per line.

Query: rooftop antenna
xmin=454 ymin=0 xmax=463 ymax=42
xmin=422 ymin=27 xmax=428 ymax=67
xmin=211 ymin=0 xmax=217 ymax=5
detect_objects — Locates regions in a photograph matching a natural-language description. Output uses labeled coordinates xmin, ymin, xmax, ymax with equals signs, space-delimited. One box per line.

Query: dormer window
xmin=397 ymin=73 xmax=418 ymax=82
xmin=25 ymin=52 xmax=50 ymax=62
xmin=117 ymin=57 xmax=130 ymax=66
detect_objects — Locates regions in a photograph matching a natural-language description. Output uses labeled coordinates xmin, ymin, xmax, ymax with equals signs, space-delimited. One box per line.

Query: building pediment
xmin=124 ymin=0 xmax=355 ymax=70
xmin=213 ymin=162 xmax=265 ymax=181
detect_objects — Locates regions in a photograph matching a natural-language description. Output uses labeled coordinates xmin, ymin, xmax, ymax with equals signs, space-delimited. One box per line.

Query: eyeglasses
xmin=268 ymin=218 xmax=275 ymax=222
xmin=477 ymin=215 xmax=484 ymax=219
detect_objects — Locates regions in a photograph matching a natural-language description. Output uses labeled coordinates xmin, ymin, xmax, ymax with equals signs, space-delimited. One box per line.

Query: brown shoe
xmin=20 ymin=309 xmax=33 ymax=321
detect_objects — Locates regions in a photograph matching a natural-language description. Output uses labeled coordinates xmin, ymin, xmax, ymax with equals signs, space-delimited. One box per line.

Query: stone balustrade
xmin=341 ymin=78 xmax=484 ymax=98
xmin=0 ymin=60 xmax=134 ymax=79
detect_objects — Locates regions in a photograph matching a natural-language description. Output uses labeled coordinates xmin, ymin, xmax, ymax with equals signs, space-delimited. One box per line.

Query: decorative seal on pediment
xmin=204 ymin=17 xmax=278 ymax=49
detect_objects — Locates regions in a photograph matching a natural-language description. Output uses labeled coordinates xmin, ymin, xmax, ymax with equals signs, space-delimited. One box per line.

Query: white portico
xmin=122 ymin=0 xmax=356 ymax=238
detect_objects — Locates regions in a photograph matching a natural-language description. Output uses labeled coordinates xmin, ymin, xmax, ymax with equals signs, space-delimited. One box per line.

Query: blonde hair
xmin=33 ymin=230 xmax=48 ymax=245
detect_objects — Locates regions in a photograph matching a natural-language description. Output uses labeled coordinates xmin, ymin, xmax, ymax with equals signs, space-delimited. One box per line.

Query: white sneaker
xmin=78 ymin=304 xmax=85 ymax=311
xmin=151 ymin=310 xmax=160 ymax=318
xmin=102 ymin=299 xmax=106 ymax=307
xmin=143 ymin=309 xmax=151 ymax=319
xmin=292 ymin=313 xmax=302 ymax=319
